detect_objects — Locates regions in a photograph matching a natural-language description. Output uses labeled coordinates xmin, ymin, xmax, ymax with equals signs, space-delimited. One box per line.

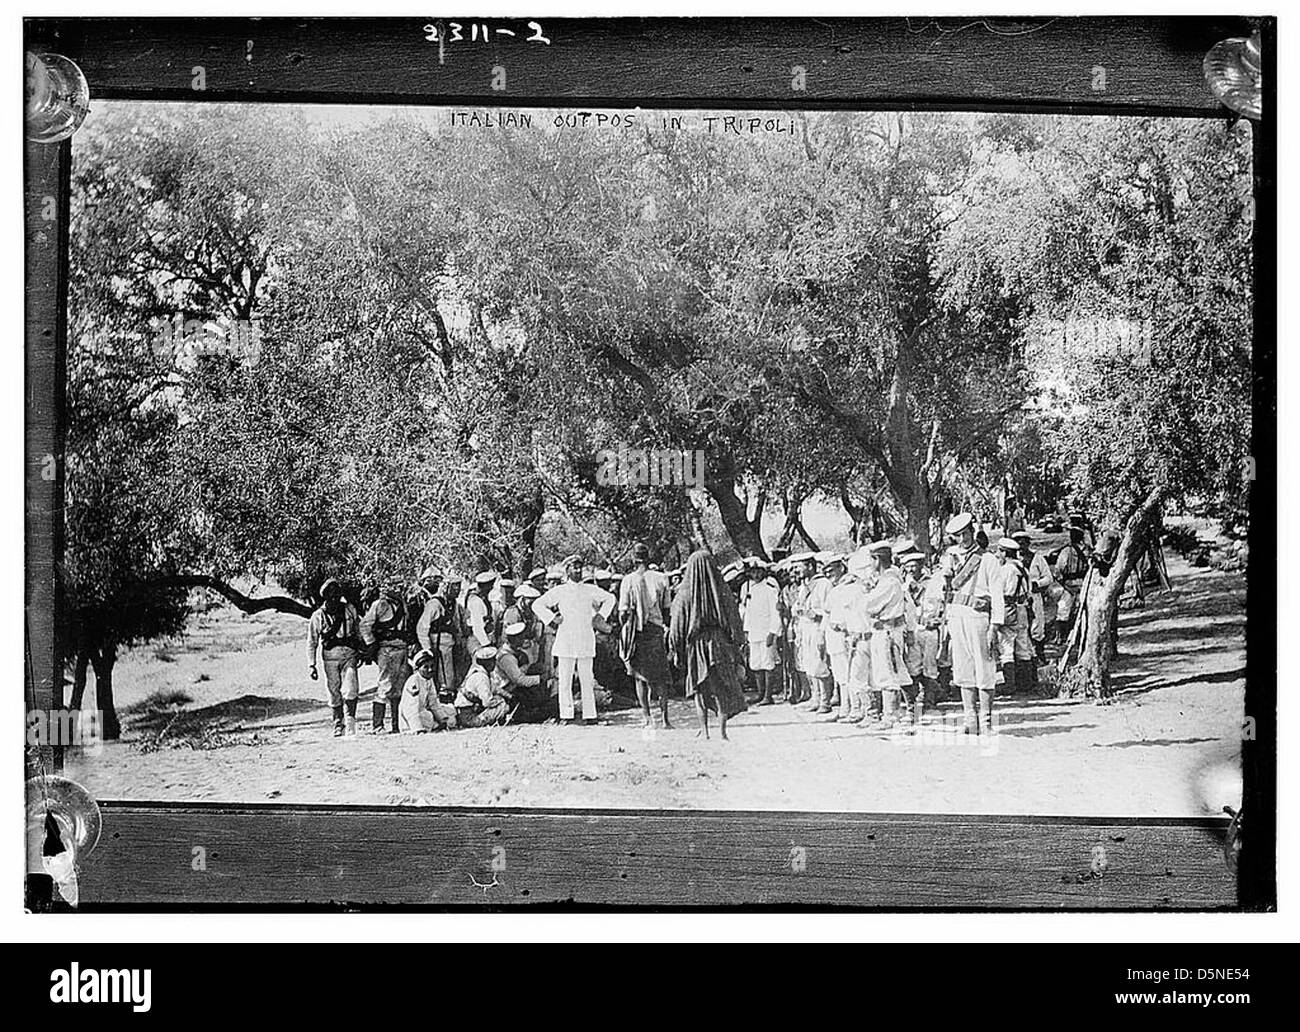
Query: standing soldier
xmin=992 ymin=538 xmax=1035 ymax=694
xmin=307 ymin=578 xmax=362 ymax=737
xmin=839 ymin=548 xmax=877 ymax=725
xmin=899 ymin=547 xmax=939 ymax=719
xmin=533 ymin=554 xmax=617 ymax=725
xmin=360 ymin=578 xmax=411 ymax=734
xmin=860 ymin=542 xmax=915 ymax=728
xmin=940 ymin=513 xmax=1001 ymax=734
xmin=742 ymin=561 xmax=783 ymax=706
xmin=1054 ymin=525 xmax=1091 ymax=640
xmin=619 ymin=543 xmax=673 ymax=728
xmin=825 ymin=553 xmax=866 ymax=723
xmin=801 ymin=555 xmax=840 ymax=714
xmin=1014 ymin=530 xmax=1055 ymax=664
xmin=416 ymin=576 xmax=459 ymax=700
xmin=782 ymin=557 xmax=810 ymax=704
xmin=513 ymin=582 xmax=543 ymax=665
xmin=465 ymin=571 xmax=497 ymax=652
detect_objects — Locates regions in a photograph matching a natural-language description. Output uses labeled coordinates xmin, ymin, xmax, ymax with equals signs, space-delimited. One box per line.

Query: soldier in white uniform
xmin=741 ymin=562 xmax=782 ymax=706
xmin=992 ymin=537 xmax=1035 ymax=694
xmin=826 ymin=553 xmax=869 ymax=722
xmin=533 ymin=554 xmax=617 ymax=724
xmin=940 ymin=513 xmax=1002 ymax=734
xmin=860 ymin=542 xmax=915 ymax=727
xmin=800 ymin=555 xmax=840 ymax=714
xmin=898 ymin=547 xmax=939 ymax=719
xmin=843 ymin=548 xmax=881 ymax=725
xmin=1054 ymin=526 xmax=1091 ymax=639
xmin=1013 ymin=530 xmax=1055 ymax=664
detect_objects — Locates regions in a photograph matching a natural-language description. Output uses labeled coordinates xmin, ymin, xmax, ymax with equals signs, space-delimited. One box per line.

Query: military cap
xmin=945 ymin=512 xmax=974 ymax=535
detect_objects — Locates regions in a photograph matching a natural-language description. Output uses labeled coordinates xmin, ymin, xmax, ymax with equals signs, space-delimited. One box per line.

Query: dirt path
xmin=65 ymin=555 xmax=1246 ymax=816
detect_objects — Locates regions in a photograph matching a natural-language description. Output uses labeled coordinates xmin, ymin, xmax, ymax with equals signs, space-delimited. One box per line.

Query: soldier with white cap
xmin=993 ymin=537 xmax=1035 ymax=694
xmin=897 ymin=545 xmax=938 ymax=718
xmin=398 ymin=649 xmax=457 ymax=732
xmin=456 ymin=645 xmax=511 ymax=728
xmin=742 ymin=559 xmax=783 ymax=706
xmin=513 ymin=581 xmax=544 ymax=665
xmin=799 ymin=554 xmax=839 ymax=713
xmin=1014 ymin=529 xmax=1055 ymax=663
xmin=533 ymin=554 xmax=617 ymax=724
xmin=860 ymin=541 xmax=917 ymax=727
xmin=495 ymin=622 xmax=549 ymax=721
xmin=836 ymin=548 xmax=878 ymax=724
xmin=465 ymin=570 xmax=497 ymax=651
xmin=940 ymin=513 xmax=1001 ymax=734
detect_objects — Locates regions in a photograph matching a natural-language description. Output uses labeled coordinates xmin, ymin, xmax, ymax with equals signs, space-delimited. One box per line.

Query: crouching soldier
xmin=361 ymin=577 xmax=411 ymax=734
xmin=398 ymin=649 xmax=458 ymax=732
xmin=495 ymin=622 xmax=551 ymax=723
xmin=456 ymin=646 xmax=511 ymax=728
xmin=307 ymin=578 xmax=362 ymax=737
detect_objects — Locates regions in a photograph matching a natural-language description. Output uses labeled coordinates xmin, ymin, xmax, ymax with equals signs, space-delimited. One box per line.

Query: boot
xmin=344 ymin=698 xmax=358 ymax=737
xmin=960 ymin=687 xmax=978 ymax=734
xmin=1019 ymin=658 xmax=1038 ymax=693
xmin=979 ymin=689 xmax=995 ymax=734
xmin=331 ymin=705 xmax=345 ymax=737
xmin=938 ymin=666 xmax=953 ymax=702
xmin=389 ymin=701 xmax=401 ymax=734
xmin=1001 ymin=662 xmax=1018 ymax=696
xmin=923 ymin=675 xmax=940 ymax=709
xmin=815 ymin=677 xmax=834 ymax=714
xmin=880 ymin=690 xmax=899 ymax=727
xmin=372 ymin=701 xmax=386 ymax=733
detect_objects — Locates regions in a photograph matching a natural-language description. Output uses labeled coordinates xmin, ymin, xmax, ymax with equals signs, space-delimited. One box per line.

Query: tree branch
xmin=146 ymin=576 xmax=314 ymax=618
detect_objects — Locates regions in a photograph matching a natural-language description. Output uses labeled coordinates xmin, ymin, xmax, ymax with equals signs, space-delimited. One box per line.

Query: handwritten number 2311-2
xmin=424 ymin=21 xmax=551 ymax=45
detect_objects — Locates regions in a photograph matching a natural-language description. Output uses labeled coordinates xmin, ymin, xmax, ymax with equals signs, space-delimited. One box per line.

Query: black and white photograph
xmin=20 ymin=12 xmax=1275 ymax=917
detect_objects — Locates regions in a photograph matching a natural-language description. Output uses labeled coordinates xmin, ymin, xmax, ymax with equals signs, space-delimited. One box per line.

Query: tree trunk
xmin=705 ymin=466 xmax=767 ymax=558
xmin=839 ymin=481 xmax=864 ymax=545
xmin=69 ymin=649 xmax=90 ymax=711
xmin=89 ymin=645 xmax=122 ymax=741
xmin=905 ymin=478 xmax=934 ymax=557
xmin=1072 ymin=486 xmax=1165 ymax=695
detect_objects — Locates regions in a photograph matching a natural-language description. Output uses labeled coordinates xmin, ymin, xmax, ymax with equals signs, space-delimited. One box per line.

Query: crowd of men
xmin=305 ymin=511 xmax=1103 ymax=739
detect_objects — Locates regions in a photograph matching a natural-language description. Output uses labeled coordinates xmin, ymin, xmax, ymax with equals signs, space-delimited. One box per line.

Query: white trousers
xmin=947 ymin=605 xmax=996 ymax=691
xmin=556 ymin=655 xmax=597 ymax=720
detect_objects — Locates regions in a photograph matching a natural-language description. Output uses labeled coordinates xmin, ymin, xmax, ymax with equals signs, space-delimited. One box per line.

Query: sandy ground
xmin=65 ymin=550 xmax=1246 ymax=816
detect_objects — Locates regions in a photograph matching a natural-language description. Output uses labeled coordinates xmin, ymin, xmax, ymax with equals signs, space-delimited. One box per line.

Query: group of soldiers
xmin=304 ymin=511 xmax=1099 ymax=739
xmin=305 ymin=555 xmax=646 ymax=737
xmin=728 ymin=510 xmax=1098 ymax=735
